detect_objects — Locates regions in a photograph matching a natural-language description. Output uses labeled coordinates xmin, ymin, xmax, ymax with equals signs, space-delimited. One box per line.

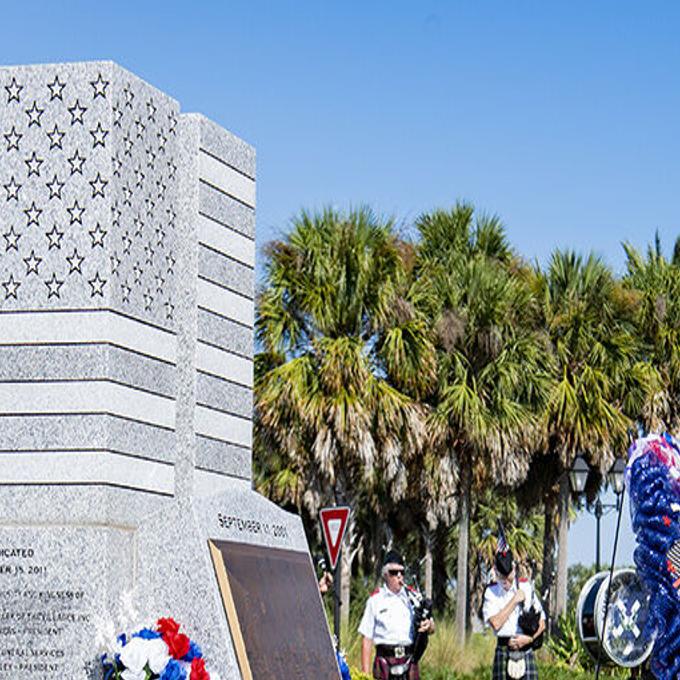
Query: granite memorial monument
xmin=0 ymin=61 xmax=337 ymax=679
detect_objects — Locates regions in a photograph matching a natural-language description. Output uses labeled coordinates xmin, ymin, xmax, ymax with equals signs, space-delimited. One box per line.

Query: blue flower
xmin=183 ymin=641 xmax=202 ymax=661
xmin=100 ymin=656 xmax=114 ymax=680
xmin=100 ymin=653 xmax=122 ymax=680
xmin=133 ymin=627 xmax=162 ymax=639
xmin=160 ymin=659 xmax=187 ymax=680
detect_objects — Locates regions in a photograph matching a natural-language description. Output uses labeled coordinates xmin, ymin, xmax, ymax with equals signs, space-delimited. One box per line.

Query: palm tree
xmin=534 ymin=251 xmax=657 ymax=620
xmin=412 ymin=204 xmax=550 ymax=645
xmin=255 ymin=206 xmax=434 ymax=625
xmin=622 ymin=235 xmax=680 ymax=434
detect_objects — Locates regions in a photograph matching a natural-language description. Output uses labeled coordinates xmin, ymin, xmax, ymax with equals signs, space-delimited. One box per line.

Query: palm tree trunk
xmin=340 ymin=513 xmax=357 ymax=630
xmin=554 ymin=473 xmax=570 ymax=618
xmin=340 ymin=549 xmax=351 ymax=629
xmin=433 ymin=524 xmax=449 ymax=612
xmin=423 ymin=530 xmax=433 ymax=599
xmin=455 ymin=463 xmax=470 ymax=647
xmin=541 ymin=486 xmax=557 ymax=626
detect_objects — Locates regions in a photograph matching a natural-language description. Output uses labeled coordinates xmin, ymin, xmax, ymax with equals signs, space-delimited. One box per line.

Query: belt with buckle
xmin=376 ymin=644 xmax=413 ymax=658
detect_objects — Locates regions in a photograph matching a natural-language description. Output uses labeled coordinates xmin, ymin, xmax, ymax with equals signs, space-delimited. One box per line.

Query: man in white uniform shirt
xmin=358 ymin=550 xmax=434 ymax=679
xmin=482 ymin=547 xmax=545 ymax=679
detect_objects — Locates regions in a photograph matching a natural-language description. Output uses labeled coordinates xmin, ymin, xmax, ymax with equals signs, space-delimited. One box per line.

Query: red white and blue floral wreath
xmin=101 ymin=617 xmax=215 ymax=680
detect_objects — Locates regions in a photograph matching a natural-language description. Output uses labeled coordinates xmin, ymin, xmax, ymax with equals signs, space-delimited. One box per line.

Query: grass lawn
xmin=341 ymin=619 xmax=629 ymax=679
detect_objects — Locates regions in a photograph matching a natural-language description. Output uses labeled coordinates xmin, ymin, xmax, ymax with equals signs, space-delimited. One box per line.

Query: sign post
xmin=320 ymin=506 xmax=351 ymax=645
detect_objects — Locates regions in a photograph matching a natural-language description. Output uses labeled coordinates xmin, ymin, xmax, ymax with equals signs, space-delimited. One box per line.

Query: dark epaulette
xmin=406 ymin=585 xmax=417 ymax=592
xmin=519 ymin=578 xmax=529 ymax=583
xmin=370 ymin=587 xmax=380 ymax=596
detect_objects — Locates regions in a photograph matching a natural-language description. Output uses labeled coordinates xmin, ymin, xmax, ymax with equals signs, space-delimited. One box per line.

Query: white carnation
xmin=119 ymin=637 xmax=149 ymax=672
xmin=121 ymin=671 xmax=147 ymax=680
xmin=147 ymin=637 xmax=171 ymax=674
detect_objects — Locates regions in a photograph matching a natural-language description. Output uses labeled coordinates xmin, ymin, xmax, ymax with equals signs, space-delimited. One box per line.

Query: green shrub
xmin=545 ymin=610 xmax=592 ymax=670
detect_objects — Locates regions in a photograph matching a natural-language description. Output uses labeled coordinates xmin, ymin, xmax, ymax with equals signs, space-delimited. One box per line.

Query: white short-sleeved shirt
xmin=358 ymin=584 xmax=414 ymax=645
xmin=482 ymin=579 xmax=545 ymax=638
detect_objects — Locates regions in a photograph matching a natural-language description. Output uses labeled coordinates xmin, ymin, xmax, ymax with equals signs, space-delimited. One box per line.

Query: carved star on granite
xmin=5 ymin=77 xmax=23 ymax=103
xmin=123 ymin=133 xmax=134 ymax=156
xmin=112 ymin=154 xmax=123 ymax=177
xmin=146 ymin=145 xmax=157 ymax=169
xmin=89 ymin=223 xmax=106 ymax=248
xmin=155 ymin=272 xmax=165 ymax=292
xmin=164 ymin=300 xmax=174 ymax=320
xmin=89 ymin=122 xmax=109 ymax=148
xmin=24 ymin=250 xmax=43 ymax=275
xmin=45 ymin=224 xmax=65 ymax=250
xmin=166 ymin=252 xmax=176 ymax=274
xmin=121 ymin=231 xmax=132 ymax=255
xmin=46 ymin=124 xmax=66 ymax=150
xmin=121 ymin=280 xmax=132 ymax=303
xmin=113 ymin=104 xmax=123 ymax=128
xmin=44 ymin=272 xmax=64 ymax=299
xmin=68 ymin=99 xmax=87 ymax=125
xmin=122 ymin=184 xmax=133 ymax=206
xmin=4 ymin=126 xmax=22 ymax=151
xmin=133 ymin=216 xmax=144 ymax=237
xmin=89 ymin=172 xmax=108 ymax=198
xmin=47 ymin=75 xmax=67 ymax=101
xmin=66 ymin=248 xmax=85 ymax=275
xmin=67 ymin=200 xmax=85 ymax=225
xmin=88 ymin=271 xmax=106 ymax=297
xmin=123 ymin=83 xmax=135 ymax=108
xmin=155 ymin=225 xmax=166 ymax=247
xmin=143 ymin=288 xmax=154 ymax=310
xmin=144 ymin=242 xmax=155 ymax=265
xmin=112 ymin=203 xmax=122 ymax=228
xmin=2 ymin=274 xmax=20 ymax=299
xmin=110 ymin=252 xmax=121 ymax=276
xmin=157 ymin=130 xmax=168 ymax=153
xmin=147 ymin=99 xmax=157 ymax=122
xmin=168 ymin=112 xmax=177 ymax=136
xmin=67 ymin=150 xmax=86 ymax=175
xmin=3 ymin=176 xmax=21 ymax=202
xmin=135 ymin=166 xmax=145 ymax=188
xmin=23 ymin=202 xmax=43 ymax=227
xmin=90 ymin=73 xmax=109 ymax=99
xmin=135 ymin=116 xmax=146 ymax=139
xmin=25 ymin=151 xmax=45 ymax=177
xmin=25 ymin=101 xmax=45 ymax=127
xmin=3 ymin=226 xmax=21 ymax=252
xmin=132 ymin=263 xmax=143 ymax=284
xmin=46 ymin=174 xmax=65 ymax=200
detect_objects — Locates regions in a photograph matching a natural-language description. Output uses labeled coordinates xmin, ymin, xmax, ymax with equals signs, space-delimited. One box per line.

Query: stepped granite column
xmin=0 ymin=61 xmax=331 ymax=680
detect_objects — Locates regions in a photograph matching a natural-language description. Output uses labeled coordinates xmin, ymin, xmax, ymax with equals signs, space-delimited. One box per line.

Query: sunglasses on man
xmin=388 ymin=568 xmax=405 ymax=576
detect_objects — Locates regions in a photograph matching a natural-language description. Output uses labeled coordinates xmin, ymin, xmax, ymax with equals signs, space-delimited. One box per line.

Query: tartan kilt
xmin=492 ymin=645 xmax=538 ymax=680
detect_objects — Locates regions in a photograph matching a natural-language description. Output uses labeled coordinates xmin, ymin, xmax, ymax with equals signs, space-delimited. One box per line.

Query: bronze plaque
xmin=209 ymin=539 xmax=339 ymax=680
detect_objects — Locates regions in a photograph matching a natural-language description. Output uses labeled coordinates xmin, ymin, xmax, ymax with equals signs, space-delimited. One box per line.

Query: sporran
xmin=506 ymin=650 xmax=526 ymax=679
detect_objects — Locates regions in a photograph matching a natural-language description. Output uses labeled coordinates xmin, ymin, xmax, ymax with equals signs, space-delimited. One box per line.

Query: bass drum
xmin=576 ymin=568 xmax=655 ymax=668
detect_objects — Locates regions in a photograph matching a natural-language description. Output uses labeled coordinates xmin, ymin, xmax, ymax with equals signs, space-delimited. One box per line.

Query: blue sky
xmin=3 ymin=0 xmax=674 ymax=566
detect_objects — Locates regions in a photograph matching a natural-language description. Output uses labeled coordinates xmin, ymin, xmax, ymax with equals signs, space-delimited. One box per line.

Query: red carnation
xmin=157 ymin=617 xmax=181 ymax=636
xmin=164 ymin=632 xmax=191 ymax=660
xmin=191 ymin=658 xmax=210 ymax=680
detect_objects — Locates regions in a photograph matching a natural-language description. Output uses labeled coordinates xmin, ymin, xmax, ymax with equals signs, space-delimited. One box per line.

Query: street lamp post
xmin=569 ymin=455 xmax=626 ymax=571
